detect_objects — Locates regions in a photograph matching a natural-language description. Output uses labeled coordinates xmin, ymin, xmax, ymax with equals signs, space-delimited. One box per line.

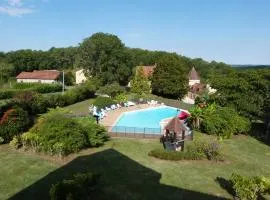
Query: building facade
xmin=75 ymin=69 xmax=87 ymax=84
xmin=16 ymin=70 xmax=61 ymax=84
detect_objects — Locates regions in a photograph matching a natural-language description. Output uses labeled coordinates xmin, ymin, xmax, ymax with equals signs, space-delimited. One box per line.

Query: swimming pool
xmin=112 ymin=106 xmax=181 ymax=134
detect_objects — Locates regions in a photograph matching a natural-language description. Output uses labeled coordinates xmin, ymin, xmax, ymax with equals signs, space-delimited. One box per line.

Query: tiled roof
xmin=16 ymin=70 xmax=61 ymax=80
xmin=189 ymin=67 xmax=200 ymax=80
xmin=165 ymin=117 xmax=185 ymax=134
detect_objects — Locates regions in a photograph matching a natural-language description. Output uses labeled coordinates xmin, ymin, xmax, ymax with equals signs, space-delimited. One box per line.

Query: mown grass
xmin=1 ymin=133 xmax=270 ymax=199
xmin=64 ymin=98 xmax=95 ymax=115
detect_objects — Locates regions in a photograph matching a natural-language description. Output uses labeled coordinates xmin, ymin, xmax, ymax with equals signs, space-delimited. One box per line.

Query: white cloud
xmin=0 ymin=6 xmax=34 ymax=16
xmin=6 ymin=0 xmax=23 ymax=7
xmin=0 ymin=0 xmax=37 ymax=17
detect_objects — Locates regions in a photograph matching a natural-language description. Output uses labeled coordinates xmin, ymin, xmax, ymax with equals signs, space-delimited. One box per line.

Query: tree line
xmin=0 ymin=32 xmax=231 ymax=85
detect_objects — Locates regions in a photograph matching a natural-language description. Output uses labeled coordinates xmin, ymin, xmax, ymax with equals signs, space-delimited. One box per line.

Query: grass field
xmin=1 ymin=133 xmax=270 ymax=200
xmin=64 ymin=98 xmax=95 ymax=115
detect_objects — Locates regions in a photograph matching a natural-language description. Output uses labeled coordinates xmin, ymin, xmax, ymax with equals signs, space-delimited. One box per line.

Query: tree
xmin=151 ymin=54 xmax=188 ymax=99
xmin=75 ymin=32 xmax=132 ymax=85
xmin=130 ymin=66 xmax=151 ymax=95
xmin=209 ymin=69 xmax=270 ymax=120
xmin=98 ymin=82 xmax=125 ymax=98
xmin=0 ymin=62 xmax=15 ymax=83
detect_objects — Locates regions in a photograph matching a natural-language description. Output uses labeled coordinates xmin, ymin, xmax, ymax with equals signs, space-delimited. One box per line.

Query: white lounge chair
xmin=127 ymin=101 xmax=135 ymax=106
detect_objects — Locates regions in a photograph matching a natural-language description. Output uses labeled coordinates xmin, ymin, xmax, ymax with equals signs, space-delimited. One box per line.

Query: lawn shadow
xmin=215 ymin=177 xmax=235 ymax=198
xmin=249 ymin=122 xmax=270 ymax=146
xmin=9 ymin=149 xmax=229 ymax=200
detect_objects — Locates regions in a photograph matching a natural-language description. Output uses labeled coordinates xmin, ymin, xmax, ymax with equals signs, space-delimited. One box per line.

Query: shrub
xmin=93 ymin=96 xmax=116 ymax=108
xmin=76 ymin=117 xmax=109 ymax=147
xmin=28 ymin=109 xmax=88 ymax=155
xmin=13 ymin=83 xmax=62 ymax=93
xmin=9 ymin=135 xmax=22 ymax=149
xmin=231 ymin=173 xmax=270 ymax=200
xmin=21 ymin=109 xmax=108 ymax=156
xmin=0 ymin=107 xmax=30 ymax=143
xmin=0 ymin=89 xmax=16 ymax=100
xmin=200 ymin=106 xmax=251 ymax=138
xmin=114 ymin=93 xmax=128 ymax=103
xmin=0 ymin=84 xmax=62 ymax=100
xmin=98 ymin=82 xmax=125 ymax=98
xmin=49 ymin=172 xmax=100 ymax=200
xmin=149 ymin=139 xmax=221 ymax=161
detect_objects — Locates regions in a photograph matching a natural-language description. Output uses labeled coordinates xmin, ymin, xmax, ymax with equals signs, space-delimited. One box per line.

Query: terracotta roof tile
xmin=16 ymin=70 xmax=61 ymax=80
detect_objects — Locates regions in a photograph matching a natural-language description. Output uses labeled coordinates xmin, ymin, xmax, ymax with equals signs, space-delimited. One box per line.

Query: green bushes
xmin=0 ymin=89 xmax=16 ymax=100
xmin=77 ymin=117 xmax=109 ymax=147
xmin=149 ymin=139 xmax=221 ymax=161
xmin=49 ymin=172 xmax=100 ymax=200
xmin=189 ymin=104 xmax=251 ymax=138
xmin=230 ymin=173 xmax=270 ymax=200
xmin=20 ymin=108 xmax=108 ymax=156
xmin=98 ymin=82 xmax=125 ymax=98
xmin=0 ymin=107 xmax=30 ymax=143
xmin=0 ymin=83 xmax=62 ymax=100
xmin=200 ymin=106 xmax=251 ymax=138
xmin=93 ymin=96 xmax=116 ymax=108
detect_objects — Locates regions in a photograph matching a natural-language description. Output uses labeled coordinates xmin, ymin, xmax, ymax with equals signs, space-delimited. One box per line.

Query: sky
xmin=0 ymin=0 xmax=270 ymax=64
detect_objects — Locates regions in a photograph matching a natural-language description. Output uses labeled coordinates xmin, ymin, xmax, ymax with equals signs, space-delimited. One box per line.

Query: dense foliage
xmin=0 ymin=81 xmax=98 ymax=142
xmin=75 ymin=32 xmax=132 ymax=85
xmin=130 ymin=66 xmax=151 ymax=95
xmin=98 ymin=82 xmax=125 ymax=98
xmin=201 ymin=106 xmax=251 ymax=138
xmin=230 ymin=173 xmax=270 ymax=200
xmin=50 ymin=172 xmax=100 ymax=200
xmin=0 ymin=83 xmax=62 ymax=100
xmin=149 ymin=139 xmax=221 ymax=161
xmin=151 ymin=54 xmax=188 ymax=99
xmin=209 ymin=69 xmax=270 ymax=121
xmin=189 ymin=104 xmax=251 ymax=138
xmin=0 ymin=107 xmax=30 ymax=143
xmin=0 ymin=32 xmax=231 ymax=88
xmin=20 ymin=109 xmax=108 ymax=156
xmin=5 ymin=47 xmax=77 ymax=74
xmin=93 ymin=96 xmax=116 ymax=109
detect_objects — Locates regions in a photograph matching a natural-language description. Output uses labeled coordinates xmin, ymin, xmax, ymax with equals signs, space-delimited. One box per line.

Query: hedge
xmin=0 ymin=83 xmax=62 ymax=100
xmin=149 ymin=139 xmax=221 ymax=161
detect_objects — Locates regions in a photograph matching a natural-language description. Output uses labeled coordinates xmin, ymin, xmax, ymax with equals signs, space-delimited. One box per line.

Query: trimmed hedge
xmin=149 ymin=139 xmax=221 ymax=161
xmin=50 ymin=172 xmax=100 ymax=200
xmin=0 ymin=83 xmax=62 ymax=100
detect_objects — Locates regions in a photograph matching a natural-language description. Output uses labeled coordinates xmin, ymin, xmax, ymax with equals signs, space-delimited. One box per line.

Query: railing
xmin=104 ymin=125 xmax=194 ymax=140
xmin=104 ymin=126 xmax=163 ymax=139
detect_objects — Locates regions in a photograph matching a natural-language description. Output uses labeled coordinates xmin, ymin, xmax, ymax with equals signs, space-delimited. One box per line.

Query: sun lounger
xmin=127 ymin=101 xmax=135 ymax=106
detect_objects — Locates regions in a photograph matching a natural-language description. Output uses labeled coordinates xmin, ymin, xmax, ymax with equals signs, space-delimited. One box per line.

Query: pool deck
xmin=99 ymin=104 xmax=161 ymax=127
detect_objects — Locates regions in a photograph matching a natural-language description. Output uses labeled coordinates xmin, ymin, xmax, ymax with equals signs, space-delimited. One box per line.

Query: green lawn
xmin=1 ymin=133 xmax=270 ymax=200
xmin=64 ymin=98 xmax=95 ymax=115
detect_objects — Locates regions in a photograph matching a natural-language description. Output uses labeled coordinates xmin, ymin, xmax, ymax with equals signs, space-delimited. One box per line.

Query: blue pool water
xmin=112 ymin=106 xmax=181 ymax=134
